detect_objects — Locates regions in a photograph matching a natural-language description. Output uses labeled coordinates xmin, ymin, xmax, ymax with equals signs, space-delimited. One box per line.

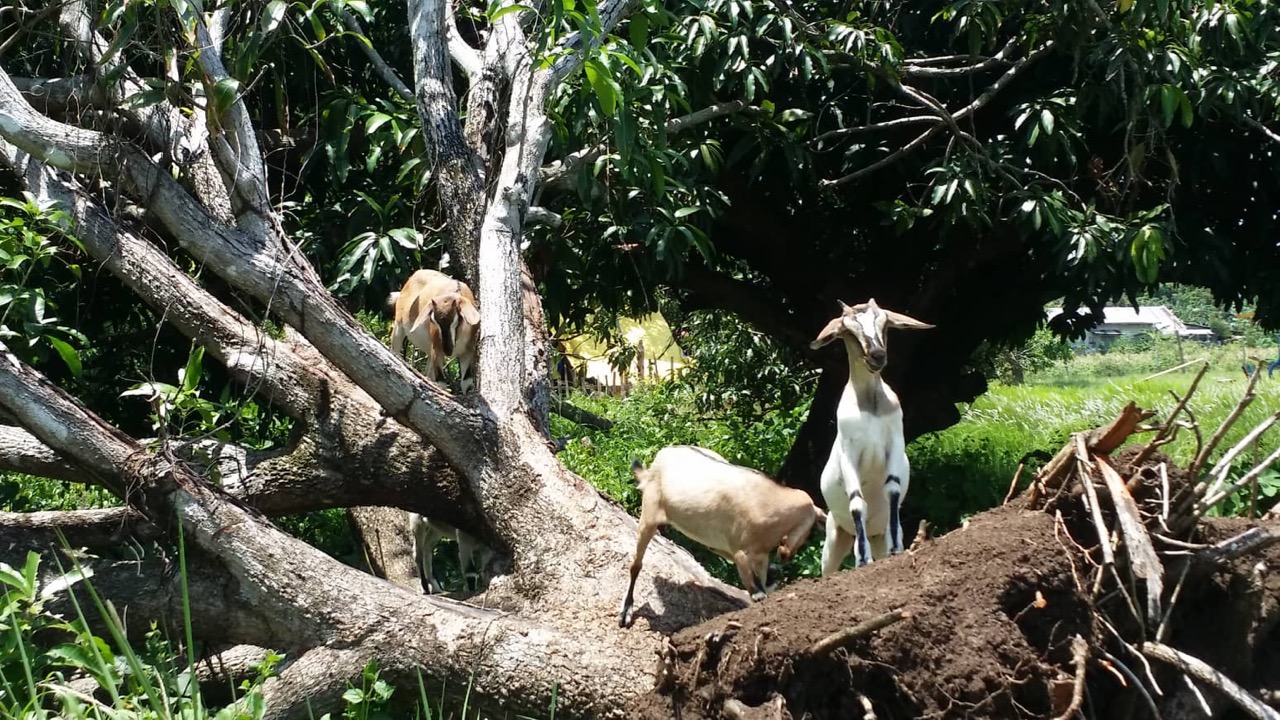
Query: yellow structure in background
xmin=557 ymin=313 xmax=688 ymax=387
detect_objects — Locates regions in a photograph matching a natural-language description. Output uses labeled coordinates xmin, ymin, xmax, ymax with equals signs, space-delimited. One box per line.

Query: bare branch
xmin=1198 ymin=445 xmax=1280 ymax=516
xmin=810 ymin=115 xmax=936 ymax=146
xmin=0 ymin=424 xmax=81 ymax=480
xmin=1096 ymin=457 xmax=1163 ymax=622
xmin=820 ymin=126 xmax=941 ymax=187
xmin=820 ymin=41 xmax=1056 ymax=186
xmin=804 ymin=608 xmax=910 ymax=656
xmin=1050 ymin=635 xmax=1089 ymax=720
xmin=0 ymin=508 xmax=157 ymax=557
xmin=340 ymin=10 xmax=416 ymax=100
xmin=1143 ymin=642 xmax=1280 ymax=720
xmin=526 ymin=206 xmax=563 ymax=226
xmin=1242 ymin=115 xmax=1280 ymax=146
xmin=1193 ymin=526 xmax=1280 ymax=565
xmin=408 ymin=0 xmax=487 ymax=280
xmin=1193 ymin=368 xmax=1265 ymax=476
xmin=11 ymin=75 xmax=104 ymax=114
xmin=901 ymin=41 xmax=1016 ymax=78
xmin=0 ymin=69 xmax=488 ymax=473
xmin=547 ymin=0 xmax=637 ymax=83
xmin=446 ymin=0 xmax=483 ymax=79
xmin=192 ymin=14 xmax=275 ymax=239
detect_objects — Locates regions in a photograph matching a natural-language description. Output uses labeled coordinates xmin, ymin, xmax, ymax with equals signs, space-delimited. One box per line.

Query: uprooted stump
xmin=633 ymin=370 xmax=1280 ymax=720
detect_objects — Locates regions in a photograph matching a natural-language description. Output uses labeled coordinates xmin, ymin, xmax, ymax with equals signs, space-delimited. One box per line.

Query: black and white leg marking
xmin=886 ymin=474 xmax=903 ymax=555
xmin=850 ymin=491 xmax=871 ymax=566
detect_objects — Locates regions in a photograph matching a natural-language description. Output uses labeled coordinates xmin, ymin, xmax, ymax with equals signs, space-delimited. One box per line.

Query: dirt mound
xmin=632 ymin=504 xmax=1089 ymax=718
xmin=629 ymin=414 xmax=1280 ymax=720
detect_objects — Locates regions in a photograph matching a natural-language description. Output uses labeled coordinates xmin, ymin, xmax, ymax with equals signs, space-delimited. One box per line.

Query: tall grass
xmin=909 ymin=355 xmax=1280 ymax=531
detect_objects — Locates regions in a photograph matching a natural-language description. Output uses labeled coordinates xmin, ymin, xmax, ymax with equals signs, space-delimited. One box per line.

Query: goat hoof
xmin=750 ymin=590 xmax=766 ymax=602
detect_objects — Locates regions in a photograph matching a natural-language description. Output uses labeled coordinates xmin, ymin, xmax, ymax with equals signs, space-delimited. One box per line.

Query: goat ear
xmin=837 ymin=299 xmax=852 ymax=313
xmin=884 ymin=310 xmax=934 ymax=330
xmin=810 ymin=316 xmax=845 ymax=349
xmin=460 ymin=301 xmax=480 ymax=326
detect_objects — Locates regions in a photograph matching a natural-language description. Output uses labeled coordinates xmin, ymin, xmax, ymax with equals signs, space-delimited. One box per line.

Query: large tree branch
xmin=408 ymin=0 xmax=488 ymax=282
xmin=1242 ymin=115 xmax=1280 ymax=146
xmin=446 ymin=0 xmax=484 ymax=79
xmin=191 ymin=13 xmax=276 ymax=240
xmin=0 ymin=508 xmax=157 ymax=560
xmin=0 ymin=68 xmax=490 ymax=475
xmin=0 ymin=344 xmax=690 ymax=717
xmin=0 ymin=423 xmax=81 ymax=480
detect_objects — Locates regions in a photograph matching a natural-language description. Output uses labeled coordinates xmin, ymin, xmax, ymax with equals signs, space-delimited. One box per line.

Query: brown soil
xmin=628 ymin=449 xmax=1280 ymax=720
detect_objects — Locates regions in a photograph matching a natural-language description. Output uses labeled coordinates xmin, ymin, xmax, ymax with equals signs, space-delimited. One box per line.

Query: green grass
xmin=909 ymin=353 xmax=1280 ymax=532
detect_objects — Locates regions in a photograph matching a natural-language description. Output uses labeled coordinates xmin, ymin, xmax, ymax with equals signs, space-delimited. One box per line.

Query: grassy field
xmin=911 ymin=353 xmax=1280 ymax=528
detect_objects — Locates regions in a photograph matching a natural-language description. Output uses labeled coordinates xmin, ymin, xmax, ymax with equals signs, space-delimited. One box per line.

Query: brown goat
xmin=388 ymin=269 xmax=480 ymax=391
xmin=620 ymin=445 xmax=826 ymax=628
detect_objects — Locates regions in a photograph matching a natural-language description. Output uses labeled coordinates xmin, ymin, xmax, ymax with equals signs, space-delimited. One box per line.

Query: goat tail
xmin=813 ymin=505 xmax=828 ymax=524
xmin=386 ymin=291 xmax=400 ymax=312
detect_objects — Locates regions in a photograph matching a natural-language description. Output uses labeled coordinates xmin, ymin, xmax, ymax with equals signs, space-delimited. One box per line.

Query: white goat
xmin=408 ymin=512 xmax=486 ymax=594
xmin=388 ymin=269 xmax=480 ymax=392
xmin=810 ymin=299 xmax=933 ymax=574
xmin=620 ymin=445 xmax=826 ymax=628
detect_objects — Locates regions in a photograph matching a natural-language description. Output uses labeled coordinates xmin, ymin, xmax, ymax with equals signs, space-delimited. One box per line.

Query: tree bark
xmin=0 ymin=5 xmax=744 ymax=712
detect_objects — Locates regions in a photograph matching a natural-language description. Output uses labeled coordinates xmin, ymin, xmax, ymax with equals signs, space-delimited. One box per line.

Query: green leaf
xmin=365 ymin=112 xmax=393 ymax=135
xmin=630 ymin=14 xmax=649 ymax=48
xmin=263 ymin=0 xmax=288 ymax=32
xmin=182 ymin=345 xmax=205 ymax=393
xmin=1040 ymin=109 xmax=1054 ymax=135
xmin=345 ymin=0 xmax=372 ymax=21
xmin=489 ymin=3 xmax=532 ymax=22
xmin=584 ymin=59 xmax=619 ymax=117
xmin=342 ymin=688 xmax=365 ymax=704
xmin=1130 ymin=224 xmax=1165 ymax=284
xmin=212 ymin=77 xmax=242 ymax=118
xmin=47 ymin=336 xmax=82 ymax=377
xmin=123 ymin=88 xmax=167 ymax=110
xmin=1160 ymin=85 xmax=1176 ymax=128
xmin=674 ymin=206 xmax=700 ymax=218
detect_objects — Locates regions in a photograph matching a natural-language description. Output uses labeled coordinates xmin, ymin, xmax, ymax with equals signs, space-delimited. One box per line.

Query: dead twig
xmin=1097 ymin=649 xmax=1164 ymax=720
xmin=1143 ymin=642 xmax=1280 ymax=720
xmin=1131 ymin=362 xmax=1208 ymax=468
xmin=805 ymin=609 xmax=910 ymax=657
xmin=1076 ymin=435 xmax=1115 ymax=566
xmin=1051 ymin=635 xmax=1090 ymax=720
xmin=1156 ymin=560 xmax=1192 ymax=644
xmin=1097 ymin=457 xmax=1164 ymax=622
xmin=1004 ymin=462 xmax=1025 ymax=505
xmin=857 ymin=692 xmax=878 ymax=720
xmin=1201 ymin=410 xmax=1280 ymax=498
xmin=1190 ymin=367 xmax=1264 ymax=475
xmin=1031 ymin=404 xmax=1154 ymax=508
xmin=1193 ymin=526 xmax=1279 ymax=565
xmin=1198 ymin=445 xmax=1280 ymax=517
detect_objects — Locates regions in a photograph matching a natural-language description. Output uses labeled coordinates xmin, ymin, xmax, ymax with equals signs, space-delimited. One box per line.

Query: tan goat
xmin=388 ymin=269 xmax=480 ymax=392
xmin=619 ymin=445 xmax=826 ymax=628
